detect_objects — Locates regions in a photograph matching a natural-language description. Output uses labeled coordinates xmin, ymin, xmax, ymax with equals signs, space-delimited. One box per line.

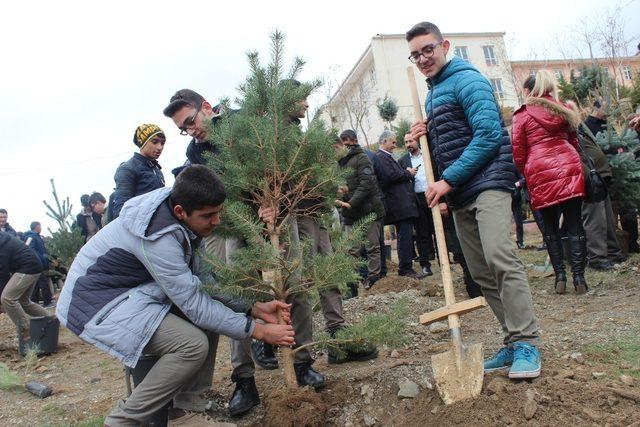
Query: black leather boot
xmin=228 ymin=377 xmax=260 ymax=417
xmin=294 ymin=362 xmax=325 ymax=390
xmin=327 ymin=327 xmax=379 ymax=364
xmin=545 ymin=235 xmax=567 ymax=294
xmin=250 ymin=339 xmax=278 ymax=370
xmin=568 ymin=236 xmax=588 ymax=294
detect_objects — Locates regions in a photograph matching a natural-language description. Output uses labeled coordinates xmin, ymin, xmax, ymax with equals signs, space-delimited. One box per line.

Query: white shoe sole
xmin=484 ymin=365 xmax=511 ymax=373
xmin=508 ymin=367 xmax=541 ymax=379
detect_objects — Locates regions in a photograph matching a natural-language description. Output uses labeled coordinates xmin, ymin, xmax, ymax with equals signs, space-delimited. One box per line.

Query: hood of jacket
xmin=118 ymin=187 xmax=196 ymax=242
xmin=523 ymin=96 xmax=580 ymax=132
xmin=338 ymin=144 xmax=364 ymax=165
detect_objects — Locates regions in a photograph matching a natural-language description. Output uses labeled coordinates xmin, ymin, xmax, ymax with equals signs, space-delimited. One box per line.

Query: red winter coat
xmin=511 ymin=96 xmax=585 ymax=210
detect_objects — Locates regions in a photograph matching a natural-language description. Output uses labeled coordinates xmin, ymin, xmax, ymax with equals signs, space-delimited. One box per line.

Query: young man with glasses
xmin=407 ymin=22 xmax=541 ymax=379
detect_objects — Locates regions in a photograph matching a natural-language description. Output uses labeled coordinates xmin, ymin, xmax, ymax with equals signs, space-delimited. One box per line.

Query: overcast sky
xmin=1 ymin=0 xmax=638 ymax=234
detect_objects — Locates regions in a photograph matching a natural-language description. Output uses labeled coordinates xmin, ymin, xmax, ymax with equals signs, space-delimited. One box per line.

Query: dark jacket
xmin=425 ymin=57 xmax=516 ymax=209
xmin=22 ymin=230 xmax=48 ymax=271
xmin=0 ymin=223 xmax=17 ymax=237
xmin=579 ymin=124 xmax=612 ymax=182
xmin=0 ymin=232 xmax=43 ymax=292
xmin=112 ymin=152 xmax=165 ymax=219
xmin=337 ymin=145 xmax=385 ymax=225
xmin=375 ymin=149 xmax=418 ymax=224
xmin=76 ymin=211 xmax=103 ymax=241
xmin=511 ymin=96 xmax=585 ymax=210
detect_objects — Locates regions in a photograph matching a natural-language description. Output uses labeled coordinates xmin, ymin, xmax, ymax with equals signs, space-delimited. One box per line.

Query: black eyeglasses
xmin=179 ymin=106 xmax=201 ymax=136
xmin=408 ymin=42 xmax=443 ymax=64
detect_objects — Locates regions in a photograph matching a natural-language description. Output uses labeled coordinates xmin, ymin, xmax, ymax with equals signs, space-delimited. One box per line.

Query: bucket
xmin=29 ymin=316 xmax=59 ymax=355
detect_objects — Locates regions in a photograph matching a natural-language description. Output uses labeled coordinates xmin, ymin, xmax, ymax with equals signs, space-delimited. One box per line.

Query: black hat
xmin=339 ymin=129 xmax=358 ymax=141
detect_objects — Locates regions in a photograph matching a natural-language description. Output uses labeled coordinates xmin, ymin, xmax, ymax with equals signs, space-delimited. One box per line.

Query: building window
xmin=483 ymin=45 xmax=497 ymax=66
xmin=490 ymin=78 xmax=504 ymax=100
xmin=529 ymin=69 xmax=537 ymax=77
xmin=369 ymin=68 xmax=377 ymax=86
xmin=454 ymin=46 xmax=469 ymax=61
xmin=623 ymin=65 xmax=632 ymax=80
xmin=554 ymin=69 xmax=563 ymax=80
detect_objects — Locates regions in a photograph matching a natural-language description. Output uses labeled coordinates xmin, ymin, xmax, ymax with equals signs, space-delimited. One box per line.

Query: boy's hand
xmin=410 ymin=120 xmax=428 ymax=141
xmin=258 ymin=206 xmax=278 ymax=225
xmin=335 ymin=200 xmax=351 ymax=209
xmin=252 ymin=300 xmax=291 ymax=324
xmin=426 ymin=180 xmax=452 ymax=208
xmin=252 ymin=323 xmax=295 ymax=346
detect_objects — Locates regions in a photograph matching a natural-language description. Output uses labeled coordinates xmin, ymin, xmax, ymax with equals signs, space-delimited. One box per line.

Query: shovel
xmin=407 ymin=67 xmax=488 ymax=405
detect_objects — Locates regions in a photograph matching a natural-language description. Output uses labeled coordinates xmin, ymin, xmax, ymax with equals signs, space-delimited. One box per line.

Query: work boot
xmin=294 ymin=362 xmax=325 ymax=390
xmin=17 ymin=319 xmax=30 ymax=357
xmin=250 ymin=339 xmax=278 ymax=370
xmin=568 ymin=236 xmax=588 ymax=294
xmin=327 ymin=327 xmax=379 ymax=364
xmin=228 ymin=377 xmax=260 ymax=417
xmin=545 ymin=235 xmax=567 ymax=294
xmin=587 ymin=259 xmax=613 ymax=271
xmin=421 ymin=265 xmax=433 ymax=276
xmin=363 ymin=274 xmax=379 ymax=290
xmin=345 ymin=282 xmax=359 ymax=298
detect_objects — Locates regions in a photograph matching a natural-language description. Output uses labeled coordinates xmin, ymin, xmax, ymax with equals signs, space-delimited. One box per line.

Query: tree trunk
xmin=268 ymin=227 xmax=299 ymax=389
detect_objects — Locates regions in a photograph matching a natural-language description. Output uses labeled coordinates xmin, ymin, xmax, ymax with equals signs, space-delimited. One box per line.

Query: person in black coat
xmin=375 ymin=130 xmax=422 ymax=278
xmin=0 ymin=209 xmax=17 ymax=237
xmin=0 ymin=231 xmax=50 ymax=354
xmin=111 ymin=124 xmax=166 ymax=219
xmin=76 ymin=192 xmax=107 ymax=242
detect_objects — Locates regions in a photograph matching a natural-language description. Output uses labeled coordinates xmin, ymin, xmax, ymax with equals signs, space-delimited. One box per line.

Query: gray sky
xmin=1 ymin=0 xmax=638 ymax=234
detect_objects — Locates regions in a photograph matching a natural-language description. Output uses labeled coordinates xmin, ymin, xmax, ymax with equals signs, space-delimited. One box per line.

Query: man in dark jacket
xmin=337 ymin=129 xmax=385 ymax=288
xmin=164 ymin=90 xmax=228 ymax=262
xmin=407 ymin=21 xmax=540 ymax=379
xmin=375 ymin=130 xmax=422 ymax=278
xmin=0 ymin=231 xmax=50 ymax=355
xmin=579 ymin=126 xmax=626 ymax=269
xmin=24 ymin=222 xmax=53 ymax=307
xmin=0 ymin=209 xmax=17 ymax=237
xmin=111 ymin=124 xmax=166 ymax=219
xmin=398 ymin=133 xmax=434 ymax=276
xmin=364 ymin=150 xmax=388 ymax=278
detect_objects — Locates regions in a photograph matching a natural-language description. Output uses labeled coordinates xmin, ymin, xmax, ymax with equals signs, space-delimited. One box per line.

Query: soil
xmin=1 ymin=230 xmax=639 ymax=426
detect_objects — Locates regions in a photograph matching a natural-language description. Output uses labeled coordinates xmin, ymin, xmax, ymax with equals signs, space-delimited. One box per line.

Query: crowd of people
xmin=1 ymin=19 xmax=639 ymax=426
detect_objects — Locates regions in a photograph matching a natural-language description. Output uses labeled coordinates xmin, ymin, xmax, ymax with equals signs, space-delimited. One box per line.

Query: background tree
xmin=377 ymin=95 xmax=398 ymax=130
xmin=393 ymin=119 xmax=411 ymax=148
xmin=204 ymin=30 xmax=406 ymax=389
xmin=42 ymin=179 xmax=84 ymax=270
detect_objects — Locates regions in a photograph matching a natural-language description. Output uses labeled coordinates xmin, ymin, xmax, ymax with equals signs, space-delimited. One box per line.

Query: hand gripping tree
xmin=203 ymin=31 xmax=407 ymax=389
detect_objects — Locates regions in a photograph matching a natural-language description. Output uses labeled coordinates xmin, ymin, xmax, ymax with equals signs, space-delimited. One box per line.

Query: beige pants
xmin=1 ymin=273 xmax=49 ymax=335
xmin=452 ymin=190 xmax=539 ymax=345
xmin=105 ymin=313 xmax=219 ymax=426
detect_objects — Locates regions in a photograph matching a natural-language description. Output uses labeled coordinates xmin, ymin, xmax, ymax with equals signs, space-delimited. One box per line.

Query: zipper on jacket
xmin=95 ymin=295 xmax=130 ymax=325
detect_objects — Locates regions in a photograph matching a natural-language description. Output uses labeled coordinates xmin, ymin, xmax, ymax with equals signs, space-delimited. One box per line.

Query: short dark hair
xmin=89 ymin=192 xmax=106 ymax=206
xmin=339 ymin=129 xmax=358 ymax=142
xmin=163 ymin=89 xmax=206 ymax=118
xmin=406 ymin=22 xmax=444 ymax=42
xmin=523 ymin=76 xmax=536 ymax=92
xmin=30 ymin=221 xmax=40 ymax=231
xmin=0 ymin=208 xmax=7 ymax=215
xmin=170 ymin=165 xmax=227 ymax=214
xmin=80 ymin=194 xmax=91 ymax=208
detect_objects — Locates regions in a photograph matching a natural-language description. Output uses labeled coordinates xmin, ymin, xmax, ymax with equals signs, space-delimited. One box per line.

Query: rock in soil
xmin=397 ymin=379 xmax=420 ymax=398
xmin=486 ymin=377 xmax=507 ymax=395
xmin=619 ymin=375 xmax=635 ymax=386
xmin=428 ymin=322 xmax=448 ymax=334
xmin=363 ymin=414 xmax=376 ymax=426
xmin=523 ymin=390 xmax=538 ymax=420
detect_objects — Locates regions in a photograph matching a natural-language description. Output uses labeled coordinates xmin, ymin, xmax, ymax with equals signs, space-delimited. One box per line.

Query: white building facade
xmin=321 ymin=32 xmax=518 ymax=147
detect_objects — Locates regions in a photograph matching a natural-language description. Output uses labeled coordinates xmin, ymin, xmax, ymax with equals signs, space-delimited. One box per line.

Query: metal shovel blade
xmin=431 ymin=342 xmax=484 ymax=405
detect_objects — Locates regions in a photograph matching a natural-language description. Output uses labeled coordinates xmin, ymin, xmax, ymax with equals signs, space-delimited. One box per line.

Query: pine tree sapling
xmin=394 ymin=119 xmax=411 ymax=147
xmin=202 ymin=31 xmax=406 ymax=388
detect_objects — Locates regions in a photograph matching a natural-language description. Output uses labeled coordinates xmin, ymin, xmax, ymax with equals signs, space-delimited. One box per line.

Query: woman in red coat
xmin=511 ymin=70 xmax=587 ymax=294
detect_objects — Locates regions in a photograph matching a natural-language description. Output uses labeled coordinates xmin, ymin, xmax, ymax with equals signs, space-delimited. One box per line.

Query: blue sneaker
xmin=508 ymin=342 xmax=541 ymax=379
xmin=484 ymin=346 xmax=514 ymax=372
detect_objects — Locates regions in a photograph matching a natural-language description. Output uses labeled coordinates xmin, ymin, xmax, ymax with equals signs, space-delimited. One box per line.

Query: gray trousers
xmin=346 ymin=218 xmax=382 ymax=279
xmin=1 ymin=273 xmax=49 ymax=335
xmin=105 ymin=313 xmax=219 ymax=426
xmin=453 ymin=190 xmax=539 ymax=345
xmin=582 ymin=195 xmax=624 ymax=263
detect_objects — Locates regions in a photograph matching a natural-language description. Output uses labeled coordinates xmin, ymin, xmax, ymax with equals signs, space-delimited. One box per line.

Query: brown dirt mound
xmin=364 ymin=275 xmax=442 ymax=297
xmin=262 ymin=386 xmax=329 ymax=427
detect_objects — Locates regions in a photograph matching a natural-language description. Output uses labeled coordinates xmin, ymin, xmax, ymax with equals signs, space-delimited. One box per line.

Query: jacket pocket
xmin=95 ymin=295 xmax=129 ymax=325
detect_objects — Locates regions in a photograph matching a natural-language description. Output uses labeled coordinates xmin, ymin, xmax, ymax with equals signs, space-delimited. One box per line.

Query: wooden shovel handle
xmin=407 ymin=67 xmax=459 ymax=330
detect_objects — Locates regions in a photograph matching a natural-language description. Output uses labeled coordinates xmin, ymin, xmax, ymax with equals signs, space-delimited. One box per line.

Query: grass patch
xmin=74 ymin=416 xmax=105 ymax=427
xmin=584 ymin=329 xmax=640 ymax=379
xmin=0 ymin=362 xmax=23 ymax=391
xmin=42 ymin=403 xmax=67 ymax=417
